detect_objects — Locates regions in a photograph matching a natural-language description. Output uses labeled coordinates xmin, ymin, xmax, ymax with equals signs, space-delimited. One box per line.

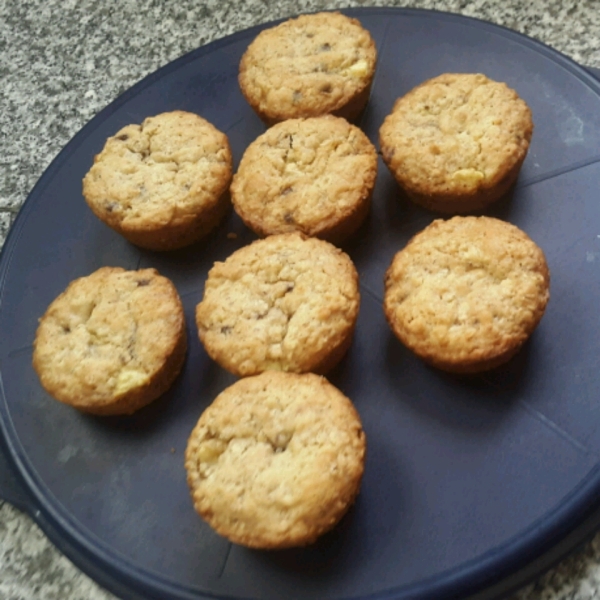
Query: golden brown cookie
xmin=195 ymin=233 xmax=360 ymax=377
xmin=379 ymin=73 xmax=533 ymax=213
xmin=33 ymin=267 xmax=187 ymax=415
xmin=239 ymin=12 xmax=377 ymax=125
xmin=184 ymin=371 xmax=366 ymax=548
xmin=82 ymin=111 xmax=232 ymax=250
xmin=230 ymin=115 xmax=378 ymax=244
xmin=384 ymin=216 xmax=550 ymax=373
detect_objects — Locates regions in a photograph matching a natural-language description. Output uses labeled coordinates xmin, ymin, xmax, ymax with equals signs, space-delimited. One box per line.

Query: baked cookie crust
xmin=185 ymin=371 xmax=366 ymax=548
xmin=33 ymin=267 xmax=187 ymax=415
xmin=231 ymin=115 xmax=378 ymax=244
xmin=384 ymin=216 xmax=550 ymax=373
xmin=379 ymin=73 xmax=533 ymax=213
xmin=196 ymin=233 xmax=360 ymax=377
xmin=239 ymin=12 xmax=377 ymax=125
xmin=83 ymin=111 xmax=232 ymax=250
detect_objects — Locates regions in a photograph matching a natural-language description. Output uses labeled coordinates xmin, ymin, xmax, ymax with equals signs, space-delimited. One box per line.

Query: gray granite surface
xmin=1 ymin=0 xmax=600 ymax=598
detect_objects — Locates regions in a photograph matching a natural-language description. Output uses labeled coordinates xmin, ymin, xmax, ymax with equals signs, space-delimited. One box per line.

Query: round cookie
xmin=33 ymin=267 xmax=187 ymax=415
xmin=184 ymin=371 xmax=366 ymax=548
xmin=379 ymin=73 xmax=533 ymax=213
xmin=230 ymin=115 xmax=378 ymax=244
xmin=383 ymin=216 xmax=550 ymax=373
xmin=82 ymin=111 xmax=232 ymax=251
xmin=239 ymin=12 xmax=377 ymax=125
xmin=195 ymin=233 xmax=360 ymax=377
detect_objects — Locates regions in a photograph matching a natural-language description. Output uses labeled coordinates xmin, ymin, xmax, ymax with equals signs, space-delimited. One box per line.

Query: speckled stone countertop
xmin=1 ymin=1 xmax=600 ymax=599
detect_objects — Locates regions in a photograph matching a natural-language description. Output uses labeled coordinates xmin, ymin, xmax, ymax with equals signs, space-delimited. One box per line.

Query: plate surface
xmin=2 ymin=8 xmax=600 ymax=600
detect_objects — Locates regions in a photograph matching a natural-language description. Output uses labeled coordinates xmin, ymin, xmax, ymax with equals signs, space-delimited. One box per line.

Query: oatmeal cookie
xmin=239 ymin=12 xmax=377 ymax=125
xmin=33 ymin=267 xmax=187 ymax=415
xmin=379 ymin=73 xmax=533 ymax=213
xmin=231 ymin=115 xmax=377 ymax=243
xmin=384 ymin=216 xmax=550 ymax=372
xmin=83 ymin=111 xmax=232 ymax=250
xmin=195 ymin=233 xmax=360 ymax=377
xmin=184 ymin=371 xmax=366 ymax=548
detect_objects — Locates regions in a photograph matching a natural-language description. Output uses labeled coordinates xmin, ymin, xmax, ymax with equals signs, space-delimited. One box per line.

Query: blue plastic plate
xmin=2 ymin=8 xmax=600 ymax=600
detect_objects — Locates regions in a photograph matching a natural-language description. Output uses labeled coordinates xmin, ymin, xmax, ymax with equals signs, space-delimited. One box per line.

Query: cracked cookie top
xmin=239 ymin=12 xmax=377 ymax=124
xmin=184 ymin=371 xmax=366 ymax=548
xmin=379 ymin=73 xmax=533 ymax=212
xmin=33 ymin=267 xmax=187 ymax=415
xmin=231 ymin=115 xmax=377 ymax=243
xmin=82 ymin=111 xmax=232 ymax=250
xmin=384 ymin=216 xmax=550 ymax=373
xmin=195 ymin=233 xmax=360 ymax=377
